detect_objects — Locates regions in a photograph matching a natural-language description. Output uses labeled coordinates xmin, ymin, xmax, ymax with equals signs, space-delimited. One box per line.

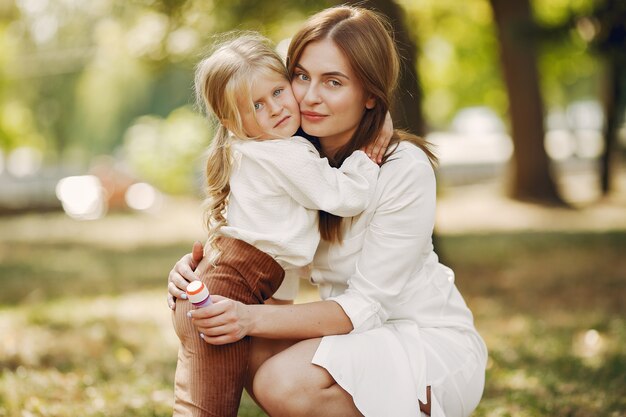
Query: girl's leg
xmin=172 ymin=238 xmax=284 ymax=417
xmin=173 ymin=297 xmax=249 ymax=417
xmin=253 ymin=338 xmax=364 ymax=417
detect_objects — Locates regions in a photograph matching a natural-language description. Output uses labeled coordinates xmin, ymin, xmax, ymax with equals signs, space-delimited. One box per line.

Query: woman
xmin=168 ymin=6 xmax=487 ymax=417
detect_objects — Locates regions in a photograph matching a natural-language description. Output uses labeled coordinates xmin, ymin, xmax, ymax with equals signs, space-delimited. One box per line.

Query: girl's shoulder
xmin=232 ymin=136 xmax=320 ymax=165
xmin=289 ymin=136 xmax=319 ymax=152
xmin=231 ymin=136 xmax=310 ymax=151
xmin=233 ymin=136 xmax=314 ymax=149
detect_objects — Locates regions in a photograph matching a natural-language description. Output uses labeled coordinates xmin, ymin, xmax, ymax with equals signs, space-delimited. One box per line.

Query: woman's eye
xmin=296 ymin=73 xmax=309 ymax=82
xmin=328 ymin=79 xmax=341 ymax=87
xmin=273 ymin=88 xmax=283 ymax=97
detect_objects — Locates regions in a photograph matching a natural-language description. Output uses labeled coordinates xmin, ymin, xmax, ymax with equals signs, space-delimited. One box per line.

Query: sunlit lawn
xmin=1 ymin=212 xmax=625 ymax=416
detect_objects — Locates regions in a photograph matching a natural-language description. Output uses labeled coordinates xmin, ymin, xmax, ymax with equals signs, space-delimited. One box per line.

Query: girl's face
xmin=239 ymin=71 xmax=301 ymax=140
xmin=291 ymin=38 xmax=375 ymax=155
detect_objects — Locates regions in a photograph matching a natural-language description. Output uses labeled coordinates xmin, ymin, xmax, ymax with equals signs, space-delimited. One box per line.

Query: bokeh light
xmin=55 ymin=175 xmax=106 ymax=220
xmin=428 ymin=106 xmax=514 ymax=166
xmin=6 ymin=146 xmax=42 ymax=178
xmin=573 ymin=328 xmax=606 ymax=362
xmin=125 ymin=182 xmax=161 ymax=212
xmin=544 ymin=129 xmax=576 ymax=160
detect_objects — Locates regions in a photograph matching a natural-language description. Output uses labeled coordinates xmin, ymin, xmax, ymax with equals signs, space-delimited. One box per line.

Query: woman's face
xmin=291 ymin=38 xmax=374 ymax=154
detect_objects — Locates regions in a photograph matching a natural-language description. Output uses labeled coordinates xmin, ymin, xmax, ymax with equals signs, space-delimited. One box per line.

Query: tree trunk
xmin=600 ymin=59 xmax=620 ymax=194
xmin=489 ymin=0 xmax=564 ymax=204
xmin=342 ymin=0 xmax=426 ymax=136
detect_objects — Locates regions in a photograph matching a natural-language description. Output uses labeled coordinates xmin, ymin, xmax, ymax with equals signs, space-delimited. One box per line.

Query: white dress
xmin=284 ymin=141 xmax=488 ymax=417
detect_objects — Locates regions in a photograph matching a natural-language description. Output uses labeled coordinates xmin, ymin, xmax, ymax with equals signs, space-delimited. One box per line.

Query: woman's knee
xmin=254 ymin=358 xmax=300 ymax=411
xmin=246 ymin=338 xmax=300 ymax=411
xmin=252 ymin=340 xmax=326 ymax=416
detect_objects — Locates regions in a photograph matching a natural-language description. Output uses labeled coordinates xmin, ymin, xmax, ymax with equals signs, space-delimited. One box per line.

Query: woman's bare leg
xmin=252 ymin=338 xmax=363 ymax=417
xmin=244 ymin=336 xmax=298 ymax=410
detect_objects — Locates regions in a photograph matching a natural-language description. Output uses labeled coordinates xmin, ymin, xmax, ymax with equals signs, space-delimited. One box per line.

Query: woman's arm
xmin=328 ymin=146 xmax=437 ymax=333
xmin=188 ymin=297 xmax=352 ymax=345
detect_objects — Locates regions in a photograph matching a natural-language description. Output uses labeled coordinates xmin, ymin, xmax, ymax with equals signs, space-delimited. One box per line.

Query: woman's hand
xmin=167 ymin=241 xmax=204 ymax=310
xmin=188 ymin=295 xmax=251 ymax=345
xmin=363 ymin=111 xmax=393 ymax=164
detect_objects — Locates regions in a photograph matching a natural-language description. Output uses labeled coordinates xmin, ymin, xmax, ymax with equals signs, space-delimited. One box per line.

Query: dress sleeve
xmin=256 ymin=138 xmax=380 ymax=217
xmin=327 ymin=153 xmax=437 ymax=333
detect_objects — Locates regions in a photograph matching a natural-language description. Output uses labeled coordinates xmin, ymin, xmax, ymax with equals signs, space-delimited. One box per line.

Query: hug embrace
xmin=167 ymin=5 xmax=488 ymax=417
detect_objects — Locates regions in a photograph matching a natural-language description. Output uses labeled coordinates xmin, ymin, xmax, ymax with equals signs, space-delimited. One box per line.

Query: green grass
xmin=1 ymin=227 xmax=625 ymax=416
xmin=0 ymin=241 xmax=188 ymax=305
xmin=447 ymin=231 xmax=626 ymax=417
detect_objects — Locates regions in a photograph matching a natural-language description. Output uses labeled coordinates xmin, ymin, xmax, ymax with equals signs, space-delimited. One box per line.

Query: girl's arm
xmin=244 ymin=138 xmax=379 ymax=217
xmin=278 ymin=112 xmax=393 ymax=212
xmin=188 ymin=296 xmax=352 ymax=345
xmin=363 ymin=111 xmax=393 ymax=164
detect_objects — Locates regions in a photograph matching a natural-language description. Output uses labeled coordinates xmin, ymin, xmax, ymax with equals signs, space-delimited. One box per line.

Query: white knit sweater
xmin=218 ymin=136 xmax=379 ymax=296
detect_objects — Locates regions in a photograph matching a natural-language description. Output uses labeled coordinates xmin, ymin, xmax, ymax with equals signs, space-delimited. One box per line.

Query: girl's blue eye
xmin=254 ymin=103 xmax=262 ymax=110
xmin=273 ymin=88 xmax=283 ymax=97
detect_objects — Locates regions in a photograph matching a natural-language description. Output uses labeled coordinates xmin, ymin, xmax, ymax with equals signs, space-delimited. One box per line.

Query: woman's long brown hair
xmin=287 ymin=6 xmax=436 ymax=243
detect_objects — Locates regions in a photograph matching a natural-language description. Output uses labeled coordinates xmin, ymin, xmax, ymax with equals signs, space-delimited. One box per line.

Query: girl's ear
xmin=365 ymin=95 xmax=376 ymax=110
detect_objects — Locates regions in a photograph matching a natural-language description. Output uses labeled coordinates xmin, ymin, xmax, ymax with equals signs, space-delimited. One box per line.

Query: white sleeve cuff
xmin=340 ymin=150 xmax=379 ymax=174
xmin=328 ymin=289 xmax=388 ymax=333
xmin=271 ymin=267 xmax=306 ymax=301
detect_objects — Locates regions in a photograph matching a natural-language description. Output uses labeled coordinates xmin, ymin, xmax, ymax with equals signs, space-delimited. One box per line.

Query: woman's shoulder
xmin=381 ymin=141 xmax=434 ymax=176
xmin=377 ymin=141 xmax=437 ymax=198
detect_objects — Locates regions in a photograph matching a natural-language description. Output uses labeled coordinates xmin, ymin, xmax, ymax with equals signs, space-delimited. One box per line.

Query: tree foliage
xmin=0 ymin=0 xmax=609 ymax=196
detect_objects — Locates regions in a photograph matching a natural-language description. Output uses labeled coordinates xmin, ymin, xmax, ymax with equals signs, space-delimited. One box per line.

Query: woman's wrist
xmin=241 ymin=303 xmax=259 ymax=337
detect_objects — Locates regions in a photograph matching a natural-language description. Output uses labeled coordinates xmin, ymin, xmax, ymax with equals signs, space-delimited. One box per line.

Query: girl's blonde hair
xmin=195 ymin=32 xmax=288 ymax=261
xmin=286 ymin=6 xmax=437 ymax=243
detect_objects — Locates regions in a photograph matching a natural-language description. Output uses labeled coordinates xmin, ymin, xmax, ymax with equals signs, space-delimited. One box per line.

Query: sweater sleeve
xmin=271 ymin=265 xmax=309 ymax=301
xmin=251 ymin=137 xmax=380 ymax=217
xmin=327 ymin=149 xmax=437 ymax=332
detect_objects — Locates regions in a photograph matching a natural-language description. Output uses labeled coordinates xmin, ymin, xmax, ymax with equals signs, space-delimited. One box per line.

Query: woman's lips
xmin=301 ymin=111 xmax=327 ymax=122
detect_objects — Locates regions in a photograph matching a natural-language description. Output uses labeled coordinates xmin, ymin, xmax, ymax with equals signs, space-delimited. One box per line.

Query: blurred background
xmin=0 ymin=0 xmax=624 ymax=416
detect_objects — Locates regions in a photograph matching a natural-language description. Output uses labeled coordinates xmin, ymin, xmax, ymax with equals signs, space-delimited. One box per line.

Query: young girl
xmin=171 ymin=33 xmax=380 ymax=417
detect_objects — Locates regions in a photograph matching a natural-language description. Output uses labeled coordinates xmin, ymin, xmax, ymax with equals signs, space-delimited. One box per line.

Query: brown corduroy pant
xmin=172 ymin=237 xmax=285 ymax=417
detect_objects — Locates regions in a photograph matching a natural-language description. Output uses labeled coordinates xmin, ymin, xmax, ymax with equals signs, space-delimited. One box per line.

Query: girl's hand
xmin=363 ymin=111 xmax=393 ymax=164
xmin=188 ymin=295 xmax=251 ymax=345
xmin=167 ymin=241 xmax=204 ymax=310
